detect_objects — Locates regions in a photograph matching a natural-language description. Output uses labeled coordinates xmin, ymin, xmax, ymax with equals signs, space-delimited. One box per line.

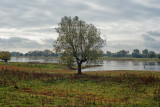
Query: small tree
xmin=0 ymin=51 xmax=11 ymax=65
xmin=54 ymin=16 xmax=105 ymax=75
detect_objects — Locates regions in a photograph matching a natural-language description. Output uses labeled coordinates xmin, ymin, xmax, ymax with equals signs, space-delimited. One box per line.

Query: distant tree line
xmin=0 ymin=49 xmax=159 ymax=58
xmin=4 ymin=49 xmax=58 ymax=57
xmin=24 ymin=50 xmax=58 ymax=57
xmin=104 ymin=49 xmax=160 ymax=58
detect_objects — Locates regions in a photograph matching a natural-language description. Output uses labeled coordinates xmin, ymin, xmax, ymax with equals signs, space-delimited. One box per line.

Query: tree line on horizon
xmin=1 ymin=49 xmax=159 ymax=59
xmin=4 ymin=49 xmax=58 ymax=57
xmin=104 ymin=49 xmax=160 ymax=58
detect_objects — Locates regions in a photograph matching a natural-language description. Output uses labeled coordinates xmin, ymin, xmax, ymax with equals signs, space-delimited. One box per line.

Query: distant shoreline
xmin=101 ymin=57 xmax=160 ymax=62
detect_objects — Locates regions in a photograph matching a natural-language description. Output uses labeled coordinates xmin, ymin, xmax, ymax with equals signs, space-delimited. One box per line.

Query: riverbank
xmin=0 ymin=63 xmax=160 ymax=106
xmin=101 ymin=57 xmax=160 ymax=61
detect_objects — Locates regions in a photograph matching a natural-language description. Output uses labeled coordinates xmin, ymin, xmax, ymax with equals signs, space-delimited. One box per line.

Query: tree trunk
xmin=5 ymin=60 xmax=8 ymax=66
xmin=78 ymin=63 xmax=82 ymax=75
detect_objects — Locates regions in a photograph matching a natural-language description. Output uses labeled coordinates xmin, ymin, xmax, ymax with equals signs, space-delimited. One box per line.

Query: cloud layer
xmin=0 ymin=37 xmax=54 ymax=53
xmin=0 ymin=0 xmax=160 ymax=53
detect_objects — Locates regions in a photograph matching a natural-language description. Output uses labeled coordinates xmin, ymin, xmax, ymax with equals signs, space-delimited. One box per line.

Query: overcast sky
xmin=0 ymin=0 xmax=160 ymax=53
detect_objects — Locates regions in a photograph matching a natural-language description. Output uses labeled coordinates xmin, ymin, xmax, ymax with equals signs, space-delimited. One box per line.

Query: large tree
xmin=54 ymin=16 xmax=105 ymax=74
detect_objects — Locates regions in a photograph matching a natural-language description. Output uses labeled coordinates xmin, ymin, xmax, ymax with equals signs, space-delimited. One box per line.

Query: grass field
xmin=0 ymin=62 xmax=160 ymax=106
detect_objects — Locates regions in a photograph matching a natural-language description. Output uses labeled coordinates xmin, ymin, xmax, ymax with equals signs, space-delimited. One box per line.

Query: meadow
xmin=0 ymin=62 xmax=160 ymax=106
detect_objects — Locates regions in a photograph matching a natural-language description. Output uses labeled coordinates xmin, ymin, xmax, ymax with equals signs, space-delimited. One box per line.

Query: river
xmin=10 ymin=57 xmax=58 ymax=63
xmin=9 ymin=57 xmax=160 ymax=71
xmin=83 ymin=60 xmax=160 ymax=71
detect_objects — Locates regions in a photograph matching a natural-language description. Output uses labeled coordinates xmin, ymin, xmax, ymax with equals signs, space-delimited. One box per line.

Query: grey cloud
xmin=106 ymin=40 xmax=144 ymax=53
xmin=25 ymin=27 xmax=55 ymax=33
xmin=0 ymin=0 xmax=90 ymax=28
xmin=107 ymin=38 xmax=160 ymax=53
xmin=83 ymin=0 xmax=160 ymax=22
xmin=1 ymin=0 xmax=160 ymax=28
xmin=147 ymin=31 xmax=160 ymax=37
xmin=142 ymin=33 xmax=160 ymax=51
xmin=42 ymin=38 xmax=55 ymax=43
xmin=142 ymin=34 xmax=156 ymax=41
xmin=0 ymin=37 xmax=54 ymax=50
xmin=143 ymin=41 xmax=160 ymax=50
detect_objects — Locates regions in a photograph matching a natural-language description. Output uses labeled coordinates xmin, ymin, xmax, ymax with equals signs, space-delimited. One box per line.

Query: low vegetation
xmin=0 ymin=62 xmax=160 ymax=106
xmin=101 ymin=57 xmax=160 ymax=61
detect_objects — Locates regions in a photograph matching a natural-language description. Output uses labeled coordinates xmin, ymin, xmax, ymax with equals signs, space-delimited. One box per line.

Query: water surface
xmin=10 ymin=57 xmax=57 ymax=63
xmin=83 ymin=60 xmax=160 ymax=71
xmin=9 ymin=57 xmax=160 ymax=71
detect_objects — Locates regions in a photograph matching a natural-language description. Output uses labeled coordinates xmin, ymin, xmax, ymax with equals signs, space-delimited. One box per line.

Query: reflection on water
xmin=83 ymin=60 xmax=160 ymax=72
xmin=10 ymin=57 xmax=58 ymax=63
xmin=10 ymin=57 xmax=160 ymax=71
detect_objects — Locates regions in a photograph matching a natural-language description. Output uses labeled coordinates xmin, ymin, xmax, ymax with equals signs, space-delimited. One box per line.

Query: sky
xmin=0 ymin=0 xmax=160 ymax=53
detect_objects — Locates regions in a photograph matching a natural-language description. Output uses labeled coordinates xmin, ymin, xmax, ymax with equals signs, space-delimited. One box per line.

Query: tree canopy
xmin=142 ymin=49 xmax=148 ymax=58
xmin=0 ymin=51 xmax=11 ymax=63
xmin=132 ymin=49 xmax=142 ymax=58
xmin=148 ymin=51 xmax=156 ymax=58
xmin=54 ymin=16 xmax=105 ymax=74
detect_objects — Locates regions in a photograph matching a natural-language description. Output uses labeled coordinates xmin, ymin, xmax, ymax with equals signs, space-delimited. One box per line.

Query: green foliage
xmin=24 ymin=49 xmax=58 ymax=57
xmin=106 ymin=51 xmax=112 ymax=57
xmin=104 ymin=49 xmax=159 ymax=58
xmin=142 ymin=49 xmax=149 ymax=58
xmin=132 ymin=49 xmax=142 ymax=58
xmin=54 ymin=16 xmax=105 ymax=74
xmin=58 ymin=53 xmax=75 ymax=69
xmin=116 ymin=50 xmax=129 ymax=57
xmin=148 ymin=51 xmax=156 ymax=58
xmin=158 ymin=54 xmax=160 ymax=59
xmin=0 ymin=51 xmax=11 ymax=62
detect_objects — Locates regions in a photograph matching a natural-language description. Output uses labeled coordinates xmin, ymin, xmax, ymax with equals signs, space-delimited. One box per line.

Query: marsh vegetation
xmin=0 ymin=62 xmax=160 ymax=106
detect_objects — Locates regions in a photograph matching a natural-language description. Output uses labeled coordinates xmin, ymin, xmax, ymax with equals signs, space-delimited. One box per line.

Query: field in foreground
xmin=0 ymin=62 xmax=160 ymax=106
